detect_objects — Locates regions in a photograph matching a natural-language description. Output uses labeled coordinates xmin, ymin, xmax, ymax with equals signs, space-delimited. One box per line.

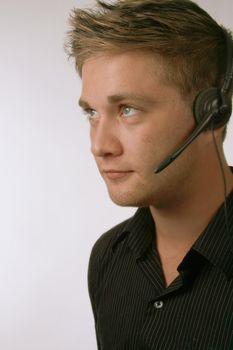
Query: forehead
xmin=80 ymin=50 xmax=168 ymax=99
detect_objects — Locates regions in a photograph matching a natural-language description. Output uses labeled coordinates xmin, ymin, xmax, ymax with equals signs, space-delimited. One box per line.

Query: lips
xmin=103 ymin=170 xmax=134 ymax=180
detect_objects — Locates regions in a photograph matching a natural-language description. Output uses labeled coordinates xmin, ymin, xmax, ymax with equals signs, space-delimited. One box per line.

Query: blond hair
xmin=65 ymin=0 xmax=232 ymax=101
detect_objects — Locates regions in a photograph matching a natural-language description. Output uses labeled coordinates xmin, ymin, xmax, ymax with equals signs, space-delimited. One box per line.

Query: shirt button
xmin=154 ymin=301 xmax=163 ymax=309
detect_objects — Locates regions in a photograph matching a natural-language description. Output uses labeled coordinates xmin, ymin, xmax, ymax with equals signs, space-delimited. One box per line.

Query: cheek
xmin=122 ymin=128 xmax=160 ymax=166
xmin=122 ymin=124 xmax=178 ymax=172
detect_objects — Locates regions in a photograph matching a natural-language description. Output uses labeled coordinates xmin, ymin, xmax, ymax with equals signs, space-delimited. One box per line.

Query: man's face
xmin=80 ymin=51 xmax=199 ymax=208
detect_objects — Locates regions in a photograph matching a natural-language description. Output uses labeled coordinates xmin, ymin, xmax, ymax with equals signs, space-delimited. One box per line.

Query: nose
xmin=90 ymin=117 xmax=123 ymax=158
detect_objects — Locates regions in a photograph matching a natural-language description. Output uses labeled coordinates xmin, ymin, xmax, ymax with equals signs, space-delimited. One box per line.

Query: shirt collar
xmin=112 ymin=207 xmax=154 ymax=258
xmin=112 ymin=178 xmax=233 ymax=279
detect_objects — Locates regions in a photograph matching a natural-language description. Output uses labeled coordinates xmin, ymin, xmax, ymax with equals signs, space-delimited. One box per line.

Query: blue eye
xmin=121 ymin=106 xmax=137 ymax=118
xmin=83 ymin=109 xmax=98 ymax=120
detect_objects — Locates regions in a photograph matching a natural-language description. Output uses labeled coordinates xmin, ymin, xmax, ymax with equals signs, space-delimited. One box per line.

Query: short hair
xmin=65 ymin=0 xmax=232 ymax=114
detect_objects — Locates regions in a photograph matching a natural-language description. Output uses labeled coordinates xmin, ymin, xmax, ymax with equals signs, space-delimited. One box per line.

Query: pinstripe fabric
xmin=88 ymin=190 xmax=233 ymax=350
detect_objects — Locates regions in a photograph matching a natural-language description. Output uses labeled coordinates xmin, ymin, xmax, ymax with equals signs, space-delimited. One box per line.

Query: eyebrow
xmin=78 ymin=93 xmax=157 ymax=109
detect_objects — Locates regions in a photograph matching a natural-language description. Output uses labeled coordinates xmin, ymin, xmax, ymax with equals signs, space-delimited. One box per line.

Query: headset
xmin=154 ymin=29 xmax=233 ymax=174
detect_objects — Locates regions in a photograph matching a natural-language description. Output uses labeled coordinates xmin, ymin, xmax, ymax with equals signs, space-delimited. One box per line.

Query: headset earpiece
xmin=193 ymin=29 xmax=233 ymax=130
xmin=193 ymin=87 xmax=231 ymax=129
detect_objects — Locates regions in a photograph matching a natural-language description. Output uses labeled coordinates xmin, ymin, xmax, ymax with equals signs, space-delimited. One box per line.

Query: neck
xmin=150 ymin=161 xmax=233 ymax=253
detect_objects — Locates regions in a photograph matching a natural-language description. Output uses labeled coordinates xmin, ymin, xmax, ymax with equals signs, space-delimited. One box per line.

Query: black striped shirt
xmin=88 ymin=190 xmax=233 ymax=349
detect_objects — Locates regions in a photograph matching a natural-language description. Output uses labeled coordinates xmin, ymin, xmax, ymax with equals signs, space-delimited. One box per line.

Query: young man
xmin=66 ymin=1 xmax=233 ymax=348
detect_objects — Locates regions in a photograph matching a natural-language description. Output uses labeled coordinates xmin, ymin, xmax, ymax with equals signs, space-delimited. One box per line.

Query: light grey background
xmin=0 ymin=1 xmax=232 ymax=349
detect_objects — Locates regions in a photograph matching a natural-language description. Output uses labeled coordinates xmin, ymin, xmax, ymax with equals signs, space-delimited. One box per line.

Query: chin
xmin=107 ymin=188 xmax=153 ymax=208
